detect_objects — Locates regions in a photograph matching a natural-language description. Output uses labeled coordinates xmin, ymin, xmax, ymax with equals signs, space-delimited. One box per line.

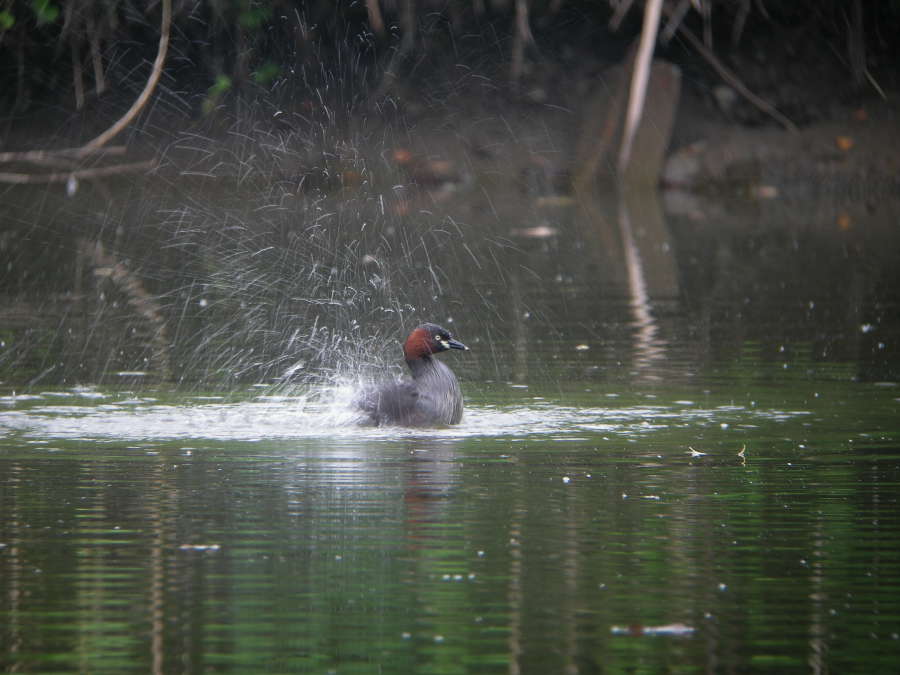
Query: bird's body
xmin=357 ymin=323 xmax=467 ymax=427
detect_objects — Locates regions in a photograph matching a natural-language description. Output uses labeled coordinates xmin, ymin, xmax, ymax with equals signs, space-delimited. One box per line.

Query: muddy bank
xmin=663 ymin=86 xmax=900 ymax=201
xmin=2 ymin=32 xmax=898 ymax=213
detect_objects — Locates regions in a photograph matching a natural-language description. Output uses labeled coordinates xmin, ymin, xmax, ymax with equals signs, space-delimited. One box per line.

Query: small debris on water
xmin=510 ymin=225 xmax=559 ymax=238
xmin=610 ymin=623 xmax=695 ymax=637
xmin=178 ymin=544 xmax=221 ymax=552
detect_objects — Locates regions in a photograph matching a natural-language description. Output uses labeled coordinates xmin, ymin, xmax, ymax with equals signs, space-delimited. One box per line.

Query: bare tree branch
xmin=510 ymin=0 xmax=534 ymax=91
xmin=609 ymin=0 xmax=636 ymax=31
xmin=0 ymin=160 xmax=157 ymax=184
xmin=366 ymin=0 xmax=385 ymax=38
xmin=81 ymin=0 xmax=171 ymax=152
xmin=618 ymin=0 xmax=663 ymax=174
xmin=665 ymin=5 xmax=797 ymax=132
xmin=0 ymin=146 xmax=127 ymax=163
xmin=0 ymin=0 xmax=170 ymax=182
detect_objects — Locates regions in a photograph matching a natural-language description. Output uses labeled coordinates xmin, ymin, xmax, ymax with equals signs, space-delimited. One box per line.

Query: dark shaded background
xmin=2 ymin=1 xmax=898 ymax=131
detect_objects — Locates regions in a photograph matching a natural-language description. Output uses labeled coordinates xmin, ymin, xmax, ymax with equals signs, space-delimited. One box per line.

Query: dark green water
xmin=2 ymin=157 xmax=900 ymax=672
xmin=2 ymin=374 xmax=899 ymax=673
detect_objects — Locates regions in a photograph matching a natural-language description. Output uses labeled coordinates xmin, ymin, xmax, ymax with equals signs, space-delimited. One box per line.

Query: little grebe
xmin=357 ymin=323 xmax=468 ymax=426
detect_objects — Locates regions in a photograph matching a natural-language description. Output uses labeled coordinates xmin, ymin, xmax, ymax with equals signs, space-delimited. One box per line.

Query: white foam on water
xmin=0 ymin=385 xmax=810 ymax=443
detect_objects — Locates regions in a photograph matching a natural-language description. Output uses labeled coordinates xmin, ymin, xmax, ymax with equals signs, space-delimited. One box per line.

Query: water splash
xmin=0 ymin=386 xmax=810 ymax=443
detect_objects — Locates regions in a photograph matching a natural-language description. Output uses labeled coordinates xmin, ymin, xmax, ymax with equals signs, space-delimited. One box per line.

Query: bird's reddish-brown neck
xmin=403 ymin=327 xmax=432 ymax=362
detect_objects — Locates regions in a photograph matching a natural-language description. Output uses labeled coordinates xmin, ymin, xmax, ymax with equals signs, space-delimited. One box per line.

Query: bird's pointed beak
xmin=448 ymin=338 xmax=468 ymax=351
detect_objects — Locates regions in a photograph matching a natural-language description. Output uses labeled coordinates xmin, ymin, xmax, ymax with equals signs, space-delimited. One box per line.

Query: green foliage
xmin=238 ymin=2 xmax=271 ymax=30
xmin=209 ymin=73 xmax=232 ymax=98
xmin=0 ymin=10 xmax=14 ymax=30
xmin=252 ymin=62 xmax=280 ymax=86
xmin=30 ymin=0 xmax=59 ymax=25
xmin=202 ymin=73 xmax=233 ymax=115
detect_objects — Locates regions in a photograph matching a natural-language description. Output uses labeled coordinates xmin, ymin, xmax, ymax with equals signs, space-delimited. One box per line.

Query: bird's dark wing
xmin=355 ymin=380 xmax=419 ymax=426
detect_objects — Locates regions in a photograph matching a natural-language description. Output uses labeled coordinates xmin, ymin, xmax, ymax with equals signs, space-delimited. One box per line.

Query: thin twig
xmin=400 ymin=0 xmax=415 ymax=53
xmin=669 ymin=12 xmax=797 ymax=132
xmin=510 ymin=0 xmax=533 ymax=91
xmin=702 ymin=0 xmax=713 ymax=49
xmin=81 ymin=0 xmax=171 ymax=152
xmin=366 ymin=0 xmax=385 ymax=37
xmin=660 ymin=0 xmax=691 ymax=45
xmin=87 ymin=14 xmax=106 ymax=95
xmin=865 ymin=69 xmax=887 ymax=100
xmin=0 ymin=0 xmax=169 ymax=175
xmin=72 ymin=40 xmax=85 ymax=110
xmin=0 ymin=159 xmax=156 ymax=184
xmin=609 ymin=0 xmax=636 ymax=31
xmin=732 ymin=0 xmax=750 ymax=46
xmin=0 ymin=146 xmax=128 ymax=163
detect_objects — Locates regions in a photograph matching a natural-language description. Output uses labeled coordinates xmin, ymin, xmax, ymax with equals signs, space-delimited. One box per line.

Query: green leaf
xmin=0 ymin=11 xmax=15 ymax=30
xmin=31 ymin=0 xmax=59 ymax=25
xmin=252 ymin=62 xmax=280 ymax=86
xmin=209 ymin=74 xmax=232 ymax=97
xmin=202 ymin=74 xmax=233 ymax=115
xmin=238 ymin=6 xmax=271 ymax=30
